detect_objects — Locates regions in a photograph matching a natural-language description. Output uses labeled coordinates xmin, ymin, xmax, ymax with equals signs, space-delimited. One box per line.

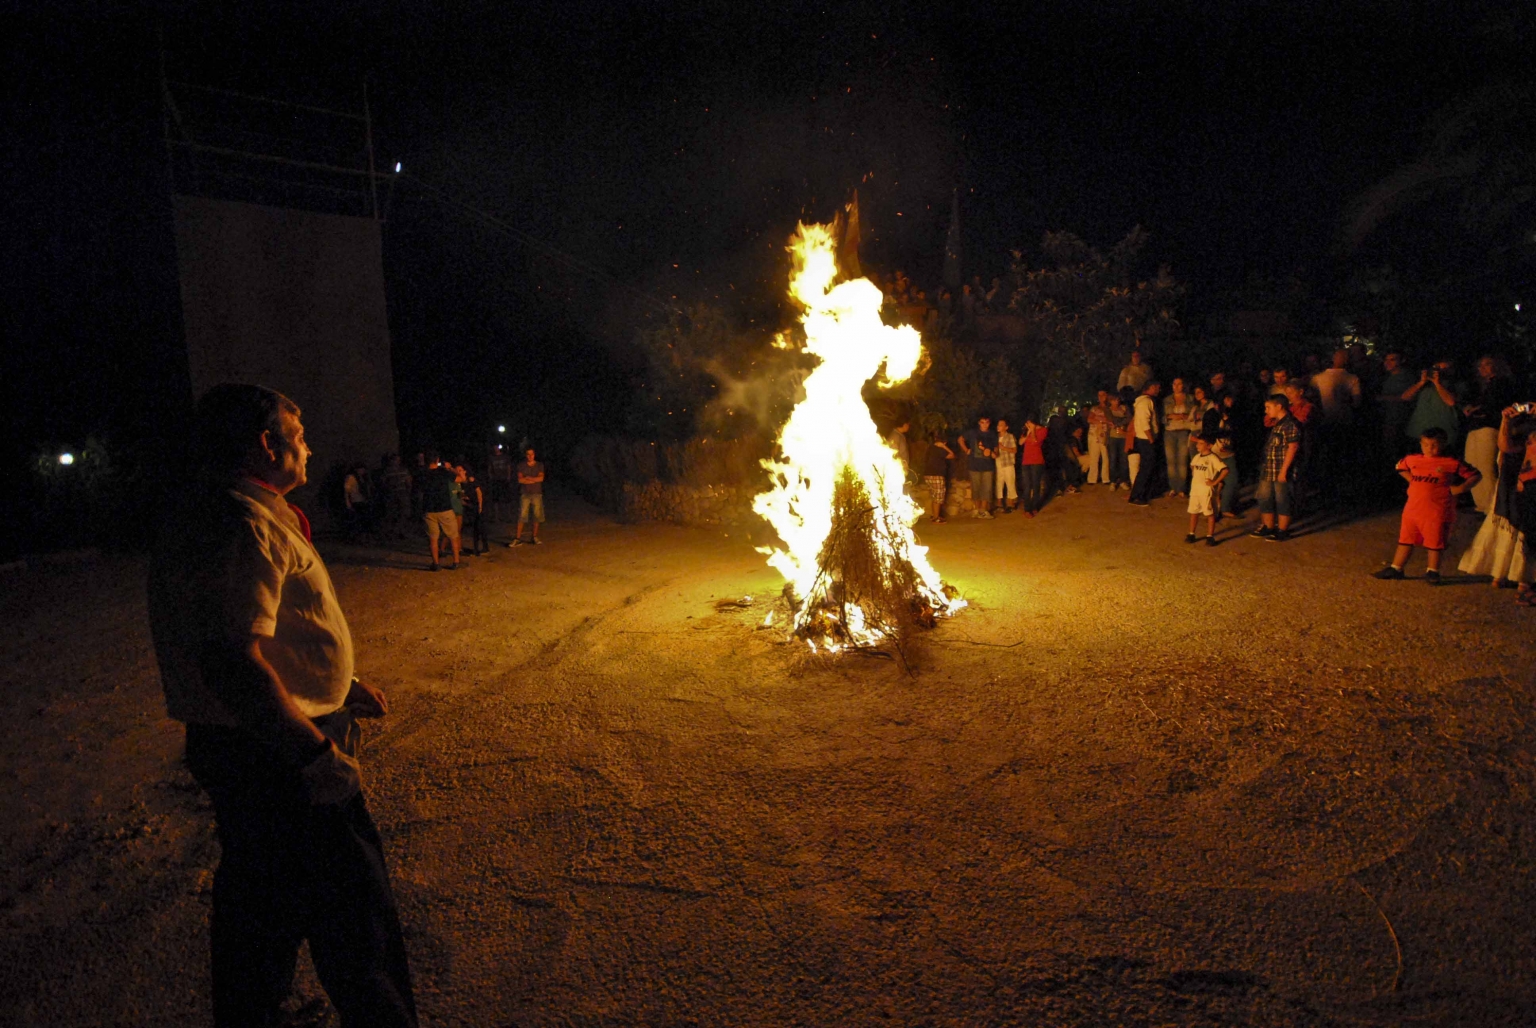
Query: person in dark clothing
xmin=419 ymin=452 xmax=462 ymax=571
xmin=460 ymin=468 xmax=487 ymax=555
xmin=147 ymin=384 xmax=417 ymax=1028
xmin=1045 ymin=406 xmax=1076 ymax=496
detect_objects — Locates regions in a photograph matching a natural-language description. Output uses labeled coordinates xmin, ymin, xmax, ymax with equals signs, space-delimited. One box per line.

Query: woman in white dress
xmin=1459 ymin=406 xmax=1534 ymax=587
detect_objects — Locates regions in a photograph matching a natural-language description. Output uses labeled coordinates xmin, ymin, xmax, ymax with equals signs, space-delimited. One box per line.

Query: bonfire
xmin=753 ymin=222 xmax=965 ymax=652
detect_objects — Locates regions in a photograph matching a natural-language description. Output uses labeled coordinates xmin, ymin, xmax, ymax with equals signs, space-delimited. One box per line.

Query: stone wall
xmin=618 ymin=482 xmax=755 ymax=525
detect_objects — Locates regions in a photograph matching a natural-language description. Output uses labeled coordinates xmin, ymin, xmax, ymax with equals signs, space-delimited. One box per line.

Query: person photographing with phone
xmin=148 ymin=384 xmax=418 ymax=1028
xmin=1401 ymin=358 xmax=1464 ymax=451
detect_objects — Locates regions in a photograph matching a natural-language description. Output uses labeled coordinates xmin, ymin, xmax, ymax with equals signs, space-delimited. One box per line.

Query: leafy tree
xmin=1340 ymin=78 xmax=1536 ymax=373
xmin=1006 ymin=227 xmax=1184 ymax=411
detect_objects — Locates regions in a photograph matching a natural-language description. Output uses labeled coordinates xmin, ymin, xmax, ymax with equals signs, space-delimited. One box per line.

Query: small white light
xmin=497 ymin=425 xmax=506 ymax=433
xmin=394 ymin=162 xmax=402 ymax=173
xmin=58 ymin=452 xmax=74 ymax=465
xmin=1517 ymin=303 xmax=1523 ymax=312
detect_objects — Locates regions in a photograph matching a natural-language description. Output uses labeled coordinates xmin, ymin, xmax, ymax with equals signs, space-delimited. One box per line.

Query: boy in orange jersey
xmin=1373 ymin=427 xmax=1480 ymax=584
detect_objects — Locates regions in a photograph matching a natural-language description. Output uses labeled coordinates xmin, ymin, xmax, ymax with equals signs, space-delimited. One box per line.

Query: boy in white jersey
xmin=1186 ymin=434 xmax=1229 ymax=546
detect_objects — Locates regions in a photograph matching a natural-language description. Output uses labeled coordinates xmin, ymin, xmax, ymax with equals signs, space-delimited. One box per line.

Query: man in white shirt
xmin=1310 ymin=349 xmax=1362 ymax=424
xmin=148 ymin=384 xmax=417 ymax=1028
xmin=1117 ymin=350 xmax=1152 ymax=394
xmin=1128 ymin=380 xmax=1163 ymax=506
xmin=1311 ymin=348 xmax=1363 ymax=502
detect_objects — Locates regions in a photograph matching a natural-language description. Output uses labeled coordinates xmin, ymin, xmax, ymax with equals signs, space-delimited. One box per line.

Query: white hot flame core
xmin=753 ymin=223 xmax=964 ymax=647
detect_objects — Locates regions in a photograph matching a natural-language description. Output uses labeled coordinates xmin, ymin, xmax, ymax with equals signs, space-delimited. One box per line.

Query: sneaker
xmin=1267 ymin=530 xmax=1290 ymax=543
xmin=1250 ymin=525 xmax=1273 ymax=538
xmin=1372 ymin=565 xmax=1404 ymax=580
xmin=429 ymin=563 xmax=441 ymax=572
xmin=1025 ymin=510 xmax=1035 ymax=518
xmin=448 ymin=562 xmax=462 ymax=570
xmin=1128 ymin=498 xmax=1149 ymax=506
xmin=1425 ymin=570 xmax=1442 ymax=585
xmin=531 ymin=537 xmax=543 ymax=545
xmin=510 ymin=539 xmax=524 ymax=547
xmin=1205 ymin=536 xmax=1218 ymax=547
xmin=978 ymin=511 xmax=993 ymax=519
xmin=1184 ymin=533 xmax=1197 ymax=544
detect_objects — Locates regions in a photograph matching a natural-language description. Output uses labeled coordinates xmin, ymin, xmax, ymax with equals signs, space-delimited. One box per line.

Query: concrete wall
xmin=172 ymin=195 xmax=399 ymax=520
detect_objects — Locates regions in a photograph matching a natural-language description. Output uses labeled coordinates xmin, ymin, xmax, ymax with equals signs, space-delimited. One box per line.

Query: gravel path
xmin=3 ymin=486 xmax=1533 ymax=1026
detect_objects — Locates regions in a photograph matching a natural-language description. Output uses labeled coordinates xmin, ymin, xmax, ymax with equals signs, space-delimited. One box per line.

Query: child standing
xmin=923 ymin=437 xmax=955 ymax=523
xmin=994 ymin=419 xmax=1019 ymax=513
xmin=1373 ymin=427 xmax=1481 ymax=584
xmin=1185 ymin=435 xmax=1229 ymax=545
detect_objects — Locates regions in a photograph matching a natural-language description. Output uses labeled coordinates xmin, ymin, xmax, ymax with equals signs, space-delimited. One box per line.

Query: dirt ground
xmin=4 ymin=485 xmax=1535 ymax=1027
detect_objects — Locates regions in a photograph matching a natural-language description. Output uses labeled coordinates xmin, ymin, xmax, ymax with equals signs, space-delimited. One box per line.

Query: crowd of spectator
xmin=899 ymin=346 xmax=1536 ymax=602
xmin=338 ymin=442 xmax=548 ymax=568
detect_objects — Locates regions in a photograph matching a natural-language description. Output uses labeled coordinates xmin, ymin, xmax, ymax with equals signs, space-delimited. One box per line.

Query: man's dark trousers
xmin=186 ymin=726 xmax=418 ymax=1028
xmin=1129 ymin=437 xmax=1159 ymax=503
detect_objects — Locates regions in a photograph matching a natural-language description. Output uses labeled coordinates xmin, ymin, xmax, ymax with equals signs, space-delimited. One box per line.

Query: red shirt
xmin=1020 ymin=426 xmax=1047 ymax=465
xmin=1397 ymin=454 xmax=1475 ymax=516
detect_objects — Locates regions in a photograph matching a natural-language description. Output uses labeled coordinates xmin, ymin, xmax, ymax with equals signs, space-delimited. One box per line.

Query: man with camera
xmin=1402 ymin=359 xmax=1464 ymax=451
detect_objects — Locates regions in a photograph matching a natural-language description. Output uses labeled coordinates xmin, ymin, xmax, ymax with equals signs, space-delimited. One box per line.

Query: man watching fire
xmin=147 ymin=384 xmax=417 ymax=1028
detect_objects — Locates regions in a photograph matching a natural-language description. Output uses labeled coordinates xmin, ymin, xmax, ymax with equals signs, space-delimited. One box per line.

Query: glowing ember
xmin=753 ymin=222 xmax=965 ymax=650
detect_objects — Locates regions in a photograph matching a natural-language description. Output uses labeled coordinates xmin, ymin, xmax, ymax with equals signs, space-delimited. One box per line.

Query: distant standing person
xmin=993 ymin=419 xmax=1019 ymax=513
xmin=379 ymin=453 xmax=413 ymax=540
xmin=922 ymin=436 xmax=954 ymax=523
xmin=1018 ymin=416 xmax=1049 ymax=517
xmin=1185 ymin=435 xmax=1229 ymax=545
xmin=958 ymin=416 xmax=998 ymax=518
xmin=1251 ymin=395 xmax=1301 ymax=542
xmin=1162 ymin=377 xmax=1198 ymax=497
xmin=147 ymin=384 xmax=418 ymax=1028
xmin=342 ymin=464 xmax=372 ymax=538
xmin=1372 ymin=427 xmax=1480 ymax=584
xmin=510 ymin=447 xmax=546 ymax=545
xmin=487 ymin=444 xmax=514 ymax=522
xmin=885 ymin=420 xmax=912 ymax=478
xmin=461 ymin=468 xmax=487 ymax=556
xmin=1107 ymin=392 xmax=1132 ymax=490
xmin=1403 ymin=359 xmax=1463 ymax=450
xmin=1461 ymin=356 xmax=1515 ymax=513
xmin=1459 ymin=406 xmax=1534 ymax=589
xmin=419 ymin=453 xmax=462 ymax=571
xmin=1117 ymin=350 xmax=1152 ymax=394
xmin=1085 ymin=389 xmax=1112 ymax=486
xmin=1376 ymin=352 xmax=1416 ymax=464
xmin=1127 ymin=381 xmax=1162 ymax=506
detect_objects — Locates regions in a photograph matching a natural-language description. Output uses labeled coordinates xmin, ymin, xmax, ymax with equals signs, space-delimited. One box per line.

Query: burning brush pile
xmin=753 ymin=222 xmax=965 ymax=653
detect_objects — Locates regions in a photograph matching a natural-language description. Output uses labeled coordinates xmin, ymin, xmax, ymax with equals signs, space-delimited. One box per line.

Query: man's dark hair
xmin=1421 ymin=426 xmax=1449 ymax=444
xmin=1142 ymin=380 xmax=1161 ymax=394
xmin=1266 ymin=394 xmax=1290 ymax=410
xmin=425 ymin=449 xmax=441 ymax=464
xmin=194 ymin=384 xmax=298 ymax=474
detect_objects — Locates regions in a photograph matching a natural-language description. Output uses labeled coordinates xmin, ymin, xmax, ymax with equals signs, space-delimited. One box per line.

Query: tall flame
xmin=753 ymin=222 xmax=964 ymax=649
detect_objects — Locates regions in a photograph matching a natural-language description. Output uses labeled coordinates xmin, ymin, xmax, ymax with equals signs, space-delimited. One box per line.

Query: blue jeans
xmin=1164 ymin=430 xmax=1191 ymax=494
xmin=1255 ymin=478 xmax=1292 ymax=517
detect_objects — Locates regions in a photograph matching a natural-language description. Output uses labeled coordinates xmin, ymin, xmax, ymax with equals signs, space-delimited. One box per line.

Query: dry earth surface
xmin=3 ymin=487 xmax=1535 ymax=1027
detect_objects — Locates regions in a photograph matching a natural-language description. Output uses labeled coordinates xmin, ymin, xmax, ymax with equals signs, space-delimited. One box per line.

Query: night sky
xmin=3 ymin=0 xmax=1530 ymax=526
